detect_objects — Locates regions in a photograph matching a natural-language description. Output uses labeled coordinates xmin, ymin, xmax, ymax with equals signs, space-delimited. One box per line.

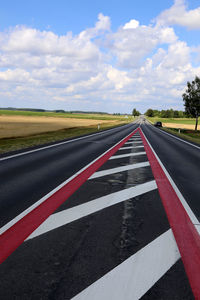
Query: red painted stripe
xmin=0 ymin=128 xmax=139 ymax=264
xmin=139 ymin=128 xmax=200 ymax=299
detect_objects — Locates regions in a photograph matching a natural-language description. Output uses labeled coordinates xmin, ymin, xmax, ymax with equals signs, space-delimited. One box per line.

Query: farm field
xmin=147 ymin=117 xmax=200 ymax=145
xmin=0 ymin=110 xmax=134 ymax=153
xmin=147 ymin=117 xmax=199 ymax=127
xmin=0 ymin=115 xmax=118 ymax=139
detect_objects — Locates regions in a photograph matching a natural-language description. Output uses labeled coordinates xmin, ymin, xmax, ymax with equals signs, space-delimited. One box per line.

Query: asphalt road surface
xmin=0 ymin=118 xmax=200 ymax=299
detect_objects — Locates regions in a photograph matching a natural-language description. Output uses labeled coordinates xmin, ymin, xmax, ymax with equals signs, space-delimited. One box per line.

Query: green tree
xmin=174 ymin=110 xmax=179 ymax=118
xmin=182 ymin=76 xmax=200 ymax=131
xmin=145 ymin=108 xmax=154 ymax=117
xmin=132 ymin=108 xmax=140 ymax=117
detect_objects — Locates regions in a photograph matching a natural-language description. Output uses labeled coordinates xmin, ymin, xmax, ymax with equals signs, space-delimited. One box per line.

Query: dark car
xmin=154 ymin=121 xmax=162 ymax=127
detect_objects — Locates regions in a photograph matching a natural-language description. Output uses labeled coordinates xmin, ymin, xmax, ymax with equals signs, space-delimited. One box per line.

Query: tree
xmin=145 ymin=108 xmax=154 ymax=117
xmin=174 ymin=110 xmax=179 ymax=118
xmin=182 ymin=76 xmax=200 ymax=131
xmin=132 ymin=108 xmax=140 ymax=117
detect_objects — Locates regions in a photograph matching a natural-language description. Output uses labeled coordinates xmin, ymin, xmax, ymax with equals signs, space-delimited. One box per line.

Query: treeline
xmin=145 ymin=108 xmax=187 ymax=118
xmin=0 ymin=107 xmax=110 ymax=115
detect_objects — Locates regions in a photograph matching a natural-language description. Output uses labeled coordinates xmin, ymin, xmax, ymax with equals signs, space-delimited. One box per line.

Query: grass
xmin=147 ymin=116 xmax=198 ymax=126
xmin=0 ymin=109 xmax=132 ymax=121
xmin=162 ymin=127 xmax=200 ymax=145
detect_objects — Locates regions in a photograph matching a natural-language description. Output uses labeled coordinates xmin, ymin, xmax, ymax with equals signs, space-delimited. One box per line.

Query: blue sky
xmin=0 ymin=0 xmax=173 ymax=33
xmin=0 ymin=0 xmax=200 ymax=113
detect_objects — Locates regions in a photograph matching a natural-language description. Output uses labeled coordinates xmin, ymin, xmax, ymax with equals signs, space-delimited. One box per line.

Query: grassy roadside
xmin=162 ymin=127 xmax=200 ymax=145
xmin=146 ymin=117 xmax=200 ymax=145
xmin=0 ymin=122 xmax=129 ymax=154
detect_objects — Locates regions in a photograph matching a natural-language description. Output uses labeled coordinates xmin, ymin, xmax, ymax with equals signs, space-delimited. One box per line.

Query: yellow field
xmin=0 ymin=115 xmax=117 ymax=139
xmin=163 ymin=123 xmax=200 ymax=130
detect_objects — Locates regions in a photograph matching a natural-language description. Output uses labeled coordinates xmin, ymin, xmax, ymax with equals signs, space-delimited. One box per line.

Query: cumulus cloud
xmin=0 ymin=10 xmax=199 ymax=112
xmin=105 ymin=23 xmax=177 ymax=68
xmin=123 ymin=19 xmax=139 ymax=29
xmin=156 ymin=0 xmax=200 ymax=29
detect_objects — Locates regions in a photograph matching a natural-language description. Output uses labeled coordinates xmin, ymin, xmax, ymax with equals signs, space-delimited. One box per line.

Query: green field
xmin=147 ymin=117 xmax=198 ymax=125
xmin=0 ymin=110 xmax=132 ymax=121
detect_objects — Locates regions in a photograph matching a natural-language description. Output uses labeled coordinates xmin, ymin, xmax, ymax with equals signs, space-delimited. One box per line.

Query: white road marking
xmin=125 ymin=141 xmax=142 ymax=145
xmin=109 ymin=152 xmax=146 ymax=160
xmin=0 ymin=124 xmax=136 ymax=162
xmin=119 ymin=146 xmax=144 ymax=150
xmin=128 ymin=138 xmax=141 ymax=141
xmin=89 ymin=162 xmax=150 ymax=179
xmin=72 ymin=229 xmax=180 ymax=300
xmin=141 ymin=129 xmax=200 ymax=225
xmin=195 ymin=225 xmax=200 ymax=234
xmin=27 ymin=180 xmax=157 ymax=240
xmin=153 ymin=125 xmax=200 ymax=150
xmin=0 ymin=130 xmax=137 ymax=235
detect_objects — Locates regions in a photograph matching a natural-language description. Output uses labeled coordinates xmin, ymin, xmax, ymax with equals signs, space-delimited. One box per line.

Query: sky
xmin=0 ymin=0 xmax=200 ymax=114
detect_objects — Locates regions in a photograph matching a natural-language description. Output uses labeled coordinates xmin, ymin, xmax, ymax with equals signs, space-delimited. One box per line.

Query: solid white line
xmin=195 ymin=225 xmax=200 ymax=234
xmin=0 ymin=129 xmax=137 ymax=235
xmin=125 ymin=141 xmax=142 ymax=145
xmin=89 ymin=162 xmax=150 ymax=179
xmin=0 ymin=124 xmax=135 ymax=162
xmin=27 ymin=180 xmax=157 ymax=240
xmin=119 ymin=146 xmax=144 ymax=150
xmin=141 ymin=129 xmax=200 ymax=224
xmin=153 ymin=125 xmax=200 ymax=150
xmin=109 ymin=152 xmax=146 ymax=160
xmin=72 ymin=229 xmax=180 ymax=300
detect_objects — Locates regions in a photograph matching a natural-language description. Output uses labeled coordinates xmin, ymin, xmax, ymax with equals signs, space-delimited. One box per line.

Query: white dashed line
xmin=89 ymin=162 xmax=150 ymax=179
xmin=109 ymin=152 xmax=146 ymax=160
xmin=125 ymin=141 xmax=143 ymax=145
xmin=72 ymin=229 xmax=180 ymax=300
xmin=27 ymin=180 xmax=157 ymax=240
xmin=119 ymin=146 xmax=144 ymax=150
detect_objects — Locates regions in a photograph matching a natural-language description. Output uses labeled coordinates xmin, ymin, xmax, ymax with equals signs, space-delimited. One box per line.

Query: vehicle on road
xmin=154 ymin=121 xmax=162 ymax=127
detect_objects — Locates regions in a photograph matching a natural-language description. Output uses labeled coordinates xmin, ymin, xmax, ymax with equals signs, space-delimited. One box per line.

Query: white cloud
xmin=105 ymin=23 xmax=177 ymax=69
xmin=0 ymin=11 xmax=199 ymax=113
xmin=123 ymin=19 xmax=139 ymax=29
xmin=156 ymin=0 xmax=200 ymax=29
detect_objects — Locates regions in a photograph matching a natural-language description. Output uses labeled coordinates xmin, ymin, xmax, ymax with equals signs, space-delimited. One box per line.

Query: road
xmin=0 ymin=118 xmax=200 ymax=299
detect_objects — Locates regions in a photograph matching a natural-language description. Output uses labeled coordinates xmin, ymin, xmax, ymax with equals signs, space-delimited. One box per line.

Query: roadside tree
xmin=182 ymin=76 xmax=200 ymax=131
xmin=132 ymin=108 xmax=140 ymax=117
xmin=145 ymin=109 xmax=154 ymax=117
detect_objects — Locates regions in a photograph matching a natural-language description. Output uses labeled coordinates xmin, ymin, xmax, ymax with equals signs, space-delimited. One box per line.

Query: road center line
xmin=109 ymin=152 xmax=146 ymax=160
xmin=27 ymin=180 xmax=157 ymax=240
xmin=72 ymin=229 xmax=180 ymax=300
xmin=89 ymin=162 xmax=150 ymax=179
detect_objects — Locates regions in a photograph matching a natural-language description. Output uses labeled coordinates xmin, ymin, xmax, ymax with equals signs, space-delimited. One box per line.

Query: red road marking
xmin=139 ymin=128 xmax=200 ymax=299
xmin=0 ymin=128 xmax=139 ymax=264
